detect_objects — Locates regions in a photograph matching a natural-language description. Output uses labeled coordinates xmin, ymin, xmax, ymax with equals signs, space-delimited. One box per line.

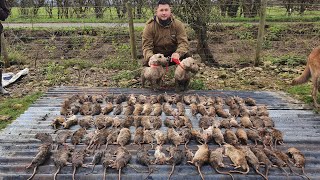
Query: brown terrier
xmin=141 ymin=53 xmax=167 ymax=91
xmin=292 ymin=46 xmax=320 ymax=108
xmin=174 ymin=57 xmax=199 ymax=92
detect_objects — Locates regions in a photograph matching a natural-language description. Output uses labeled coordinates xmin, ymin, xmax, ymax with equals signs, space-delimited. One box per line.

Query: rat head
xmin=181 ymin=57 xmax=199 ymax=73
xmin=149 ymin=53 xmax=166 ymax=66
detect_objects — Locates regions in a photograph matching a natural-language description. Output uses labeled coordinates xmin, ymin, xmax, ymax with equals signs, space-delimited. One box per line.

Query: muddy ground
xmin=1 ymin=23 xmax=318 ymax=102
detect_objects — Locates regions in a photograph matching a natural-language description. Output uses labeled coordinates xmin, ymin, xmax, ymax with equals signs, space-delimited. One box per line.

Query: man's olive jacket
xmin=142 ymin=16 xmax=189 ymax=66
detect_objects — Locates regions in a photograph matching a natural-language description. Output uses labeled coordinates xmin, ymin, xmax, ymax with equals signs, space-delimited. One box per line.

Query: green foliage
xmin=189 ymin=79 xmax=207 ymax=90
xmin=266 ymin=25 xmax=288 ymax=41
xmin=235 ymin=31 xmax=254 ymax=40
xmin=62 ymin=59 xmax=93 ymax=69
xmin=0 ymin=49 xmax=27 ymax=66
xmin=287 ymin=84 xmax=313 ymax=104
xmin=0 ymin=92 xmax=42 ymax=130
xmin=268 ymin=55 xmax=306 ymax=67
xmin=45 ymin=62 xmax=69 ymax=85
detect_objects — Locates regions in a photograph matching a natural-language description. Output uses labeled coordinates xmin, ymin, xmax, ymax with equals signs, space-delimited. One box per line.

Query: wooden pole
xmin=1 ymin=33 xmax=9 ymax=68
xmin=255 ymin=0 xmax=267 ymax=66
xmin=126 ymin=2 xmax=137 ymax=60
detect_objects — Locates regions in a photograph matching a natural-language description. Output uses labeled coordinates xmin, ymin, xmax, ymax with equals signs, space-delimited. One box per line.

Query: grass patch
xmin=287 ymin=84 xmax=313 ymax=104
xmin=268 ymin=55 xmax=306 ymax=67
xmin=189 ymin=79 xmax=207 ymax=90
xmin=0 ymin=92 xmax=43 ymax=130
xmin=62 ymin=59 xmax=94 ymax=69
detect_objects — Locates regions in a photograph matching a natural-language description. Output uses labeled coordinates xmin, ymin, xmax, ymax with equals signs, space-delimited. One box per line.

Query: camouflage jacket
xmin=142 ymin=16 xmax=189 ymax=66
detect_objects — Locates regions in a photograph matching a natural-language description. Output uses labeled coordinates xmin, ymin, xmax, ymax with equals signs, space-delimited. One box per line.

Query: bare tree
xmin=44 ymin=0 xmax=54 ymax=18
xmin=173 ymin=0 xmax=217 ymax=65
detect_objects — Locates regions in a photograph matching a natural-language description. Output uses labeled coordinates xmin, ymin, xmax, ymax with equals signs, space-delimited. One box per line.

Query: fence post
xmin=255 ymin=0 xmax=267 ymax=66
xmin=1 ymin=33 xmax=9 ymax=68
xmin=126 ymin=2 xmax=137 ymax=60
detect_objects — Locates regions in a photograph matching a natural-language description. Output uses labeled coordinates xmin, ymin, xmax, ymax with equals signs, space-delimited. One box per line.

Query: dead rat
xmin=164 ymin=117 xmax=175 ymax=128
xmin=215 ymin=96 xmax=225 ymax=105
xmin=112 ymin=116 xmax=122 ymax=128
xmin=127 ymin=94 xmax=137 ymax=106
xmin=224 ymin=144 xmax=250 ymax=175
xmin=246 ymin=129 xmax=261 ymax=146
xmin=207 ymin=105 xmax=216 ymax=117
xmin=274 ymin=149 xmax=303 ymax=178
xmin=71 ymin=148 xmax=88 ymax=180
xmin=102 ymin=150 xmax=115 ymax=180
xmin=212 ymin=127 xmax=225 ymax=147
xmin=157 ymin=94 xmax=165 ymax=104
xmin=89 ymin=150 xmax=104 ymax=173
xmin=91 ymin=103 xmax=101 ymax=115
xmin=154 ymin=145 xmax=167 ymax=164
xmin=251 ymin=116 xmax=265 ymax=129
xmin=105 ymin=93 xmax=115 ymax=103
xmin=238 ymin=146 xmax=267 ymax=180
xmin=79 ymin=102 xmax=92 ymax=115
xmin=229 ymin=117 xmax=240 ymax=128
xmin=133 ymin=103 xmax=143 ymax=116
xmin=215 ymin=106 xmax=230 ymax=118
xmin=35 ymin=133 xmax=53 ymax=144
xmin=240 ymin=115 xmax=254 ymax=129
xmin=113 ymin=104 xmax=123 ymax=115
xmin=271 ymin=128 xmax=284 ymax=148
xmin=60 ymin=100 xmax=71 ymax=116
xmin=245 ymin=97 xmax=256 ymax=106
xmin=94 ymin=115 xmax=108 ymax=130
xmin=257 ymin=105 xmax=269 ymax=116
xmin=190 ymin=95 xmax=199 ymax=104
xmin=124 ymin=104 xmax=135 ymax=116
xmin=152 ymin=103 xmax=162 ymax=116
xmin=235 ymin=128 xmax=248 ymax=145
xmin=176 ymin=102 xmax=185 ymax=116
xmin=179 ymin=127 xmax=192 ymax=148
xmin=183 ymin=95 xmax=191 ymax=105
xmin=53 ymin=144 xmax=72 ymax=180
xmin=102 ymin=102 xmax=113 ymax=115
xmin=209 ymin=147 xmax=234 ymax=180
xmin=224 ymin=129 xmax=238 ymax=146
xmin=173 ymin=116 xmax=185 ymax=128
xmin=117 ymin=128 xmax=131 ymax=147
xmin=167 ymin=128 xmax=182 ymax=147
xmin=149 ymin=94 xmax=158 ymax=104
xmin=91 ymin=94 xmax=104 ymax=103
xmin=137 ymin=94 xmax=147 ymax=104
xmin=122 ymin=116 xmax=133 ymax=128
xmin=111 ymin=147 xmax=132 ymax=180
xmin=263 ymin=148 xmax=289 ymax=178
xmin=105 ymin=128 xmax=120 ymax=149
xmin=250 ymin=147 xmax=273 ymax=179
xmin=136 ymin=146 xmax=154 ymax=178
xmin=62 ymin=115 xmax=78 ymax=129
xmin=71 ymin=128 xmax=87 ymax=146
xmin=202 ymin=126 xmax=214 ymax=144
xmin=87 ymin=129 xmax=109 ymax=150
xmin=26 ymin=143 xmax=51 ymax=180
xmin=154 ymin=130 xmax=167 ymax=145
xmin=133 ymin=127 xmax=144 ymax=146
xmin=199 ymin=115 xmax=211 ymax=129
xmin=143 ymin=129 xmax=154 ymax=148
xmin=225 ymin=96 xmax=236 ymax=106
xmin=78 ymin=116 xmax=93 ymax=130
xmin=181 ymin=116 xmax=193 ymax=129
xmin=164 ymin=93 xmax=174 ymax=104
xmin=220 ymin=118 xmax=231 ymax=129
xmin=133 ymin=116 xmax=142 ymax=128
xmin=188 ymin=144 xmax=209 ymax=180
xmin=261 ymin=116 xmax=274 ymax=128
xmin=191 ymin=129 xmax=206 ymax=144
xmin=152 ymin=116 xmax=162 ymax=129
xmin=115 ymin=94 xmax=127 ymax=104
xmin=163 ymin=102 xmax=174 ymax=116
xmin=141 ymin=103 xmax=152 ymax=115
xmin=197 ymin=104 xmax=208 ymax=116
xmin=51 ymin=116 xmax=66 ymax=129
xmin=55 ymin=130 xmax=71 ymax=150
xmin=141 ymin=116 xmax=152 ymax=130
xmin=190 ymin=103 xmax=198 ymax=116
xmin=229 ymin=103 xmax=240 ymax=117
xmin=167 ymin=146 xmax=184 ymax=180
xmin=287 ymin=147 xmax=310 ymax=180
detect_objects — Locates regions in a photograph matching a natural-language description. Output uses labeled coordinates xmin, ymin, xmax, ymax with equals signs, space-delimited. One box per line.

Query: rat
xmin=62 ymin=115 xmax=78 ymax=129
xmin=181 ymin=116 xmax=193 ymax=129
xmin=164 ymin=93 xmax=174 ymax=104
xmin=91 ymin=94 xmax=104 ymax=103
xmin=225 ymin=96 xmax=236 ymax=106
xmin=261 ymin=116 xmax=274 ymax=128
xmin=51 ymin=116 xmax=66 ymax=129
xmin=197 ymin=104 xmax=208 ymax=116
xmin=215 ymin=106 xmax=230 ymax=118
xmin=224 ymin=144 xmax=250 ymax=175
xmin=117 ymin=128 xmax=131 ymax=147
xmin=154 ymin=130 xmax=167 ymax=145
xmin=124 ymin=104 xmax=135 ymax=116
xmin=113 ymin=104 xmax=123 ymax=115
xmin=79 ymin=102 xmax=92 ymax=115
xmin=212 ymin=127 xmax=225 ymax=147
xmin=179 ymin=127 xmax=192 ymax=148
xmin=141 ymin=116 xmax=152 ymax=130
xmin=235 ymin=128 xmax=248 ymax=145
xmin=287 ymin=147 xmax=310 ymax=180
xmin=152 ymin=116 xmax=162 ymax=129
xmin=114 ymin=94 xmax=127 ymax=104
xmin=143 ymin=129 xmax=154 ymax=148
xmin=188 ymin=144 xmax=209 ymax=180
xmin=60 ymin=99 xmax=71 ymax=116
xmin=163 ymin=102 xmax=174 ymax=116
xmin=89 ymin=128 xmax=110 ymax=150
xmin=229 ymin=103 xmax=240 ymax=117
xmin=190 ymin=103 xmax=198 ymax=116
xmin=123 ymin=116 xmax=133 ymax=128
xmin=240 ymin=115 xmax=254 ymax=129
xmin=263 ymin=148 xmax=289 ymax=178
xmin=207 ymin=105 xmax=216 ymax=117
xmin=91 ymin=103 xmax=101 ymax=115
xmin=257 ymin=105 xmax=269 ymax=117
xmin=26 ymin=143 xmax=51 ymax=180
xmin=183 ymin=95 xmax=191 ymax=105
xmin=71 ymin=127 xmax=87 ymax=146
xmin=167 ymin=128 xmax=182 ymax=147
xmin=78 ymin=116 xmax=93 ymax=130
xmin=274 ymin=149 xmax=303 ymax=178
xmin=71 ymin=148 xmax=87 ymax=180
xmin=105 ymin=128 xmax=120 ymax=149
xmin=246 ymin=129 xmax=261 ymax=146
xmin=157 ymin=94 xmax=165 ymax=104
xmin=215 ymin=96 xmax=224 ymax=105
xmin=133 ymin=116 xmax=142 ymax=128
xmin=112 ymin=117 xmax=122 ymax=128
xmin=127 ymin=94 xmax=137 ymax=106
xmin=229 ymin=117 xmax=239 ymax=128
xmin=35 ymin=133 xmax=53 ymax=144
xmin=154 ymin=145 xmax=167 ymax=164
xmin=251 ymin=116 xmax=265 ymax=129
xmin=238 ymin=146 xmax=267 ymax=180
xmin=149 ymin=95 xmax=158 ymax=104
xmin=220 ymin=118 xmax=231 ymax=129
xmin=199 ymin=115 xmax=211 ymax=129
xmin=102 ymin=150 xmax=115 ymax=180
xmin=152 ymin=103 xmax=162 ymax=116
xmin=245 ymin=97 xmax=256 ymax=106
xmin=176 ymin=102 xmax=185 ymax=116
xmin=111 ymin=147 xmax=132 ymax=180
xmin=136 ymin=146 xmax=154 ymax=178
xmin=133 ymin=103 xmax=143 ymax=116
xmin=271 ymin=128 xmax=284 ymax=148
xmin=224 ymin=129 xmax=238 ymax=146
xmin=190 ymin=95 xmax=199 ymax=104
xmin=164 ymin=117 xmax=175 ymax=128
xmin=250 ymin=147 xmax=273 ymax=179
xmin=94 ymin=115 xmax=108 ymax=130
xmin=141 ymin=103 xmax=152 ymax=115
xmin=55 ymin=130 xmax=71 ymax=150
xmin=206 ymin=96 xmax=215 ymax=106
xmin=173 ymin=116 xmax=185 ymax=128
xmin=89 ymin=150 xmax=104 ymax=173
xmin=191 ymin=129 xmax=206 ymax=144
xmin=167 ymin=146 xmax=183 ymax=180
xmin=102 ymin=102 xmax=113 ymax=115
xmin=209 ymin=147 xmax=234 ymax=180
xmin=202 ymin=126 xmax=214 ymax=144
xmin=133 ymin=127 xmax=144 ymax=146
xmin=53 ymin=144 xmax=72 ymax=180
xmin=105 ymin=93 xmax=115 ymax=103
xmin=137 ymin=94 xmax=147 ymax=104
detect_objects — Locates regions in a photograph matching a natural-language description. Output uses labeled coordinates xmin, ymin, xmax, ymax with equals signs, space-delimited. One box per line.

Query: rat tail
xmin=54 ymin=166 xmax=60 ymax=180
xmin=197 ymin=165 xmax=205 ymax=180
xmin=27 ymin=166 xmax=38 ymax=180
xmin=72 ymin=166 xmax=76 ymax=180
xmin=302 ymin=167 xmax=311 ymax=180
xmin=215 ymin=167 xmax=234 ymax=180
xmin=168 ymin=165 xmax=175 ymax=180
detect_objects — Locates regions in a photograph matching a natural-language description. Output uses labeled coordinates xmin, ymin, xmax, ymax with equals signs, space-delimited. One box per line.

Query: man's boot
xmin=0 ymin=69 xmax=9 ymax=95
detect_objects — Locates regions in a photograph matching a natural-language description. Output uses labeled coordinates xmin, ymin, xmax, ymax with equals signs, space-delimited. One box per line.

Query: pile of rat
xmin=27 ymin=93 xmax=310 ymax=180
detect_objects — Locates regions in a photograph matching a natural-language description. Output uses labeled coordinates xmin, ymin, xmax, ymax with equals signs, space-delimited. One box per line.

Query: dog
xmin=141 ymin=53 xmax=167 ymax=90
xmin=292 ymin=46 xmax=320 ymax=108
xmin=174 ymin=57 xmax=199 ymax=92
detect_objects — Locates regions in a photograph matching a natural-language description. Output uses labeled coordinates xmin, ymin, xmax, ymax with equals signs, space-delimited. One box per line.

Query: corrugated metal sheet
xmin=0 ymin=86 xmax=319 ymax=180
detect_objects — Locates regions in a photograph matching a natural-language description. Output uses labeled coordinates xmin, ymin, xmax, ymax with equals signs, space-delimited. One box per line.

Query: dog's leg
xmin=312 ymin=74 xmax=320 ymax=108
xmin=141 ymin=75 xmax=146 ymax=88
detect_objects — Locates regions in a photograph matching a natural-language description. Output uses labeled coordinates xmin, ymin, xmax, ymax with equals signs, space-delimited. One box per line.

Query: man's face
xmin=156 ymin=4 xmax=171 ymax=21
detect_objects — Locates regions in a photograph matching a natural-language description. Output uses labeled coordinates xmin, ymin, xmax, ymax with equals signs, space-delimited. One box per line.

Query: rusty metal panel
xmin=0 ymin=87 xmax=319 ymax=179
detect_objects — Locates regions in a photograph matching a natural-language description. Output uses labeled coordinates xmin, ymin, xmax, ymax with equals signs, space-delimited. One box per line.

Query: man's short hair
xmin=157 ymin=0 xmax=171 ymax=5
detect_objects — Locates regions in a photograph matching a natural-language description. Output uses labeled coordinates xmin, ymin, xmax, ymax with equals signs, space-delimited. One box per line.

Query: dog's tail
xmin=292 ymin=61 xmax=311 ymax=85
